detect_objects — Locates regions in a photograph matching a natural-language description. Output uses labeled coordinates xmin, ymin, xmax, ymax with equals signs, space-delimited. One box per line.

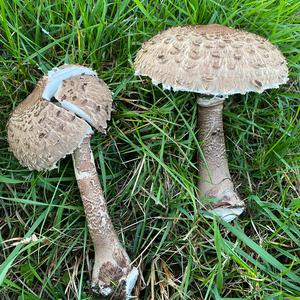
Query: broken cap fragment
xmin=134 ymin=24 xmax=288 ymax=95
xmin=54 ymin=74 xmax=112 ymax=133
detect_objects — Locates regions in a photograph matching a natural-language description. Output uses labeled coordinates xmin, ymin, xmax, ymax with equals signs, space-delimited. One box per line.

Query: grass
xmin=0 ymin=0 xmax=300 ymax=299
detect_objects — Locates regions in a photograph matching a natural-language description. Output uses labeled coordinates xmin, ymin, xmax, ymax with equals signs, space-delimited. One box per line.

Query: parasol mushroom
xmin=7 ymin=65 xmax=138 ymax=299
xmin=134 ymin=24 xmax=288 ymax=222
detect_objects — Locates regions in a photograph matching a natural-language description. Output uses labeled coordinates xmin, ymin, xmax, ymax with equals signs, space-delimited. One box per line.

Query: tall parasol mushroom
xmin=7 ymin=65 xmax=138 ymax=299
xmin=134 ymin=24 xmax=288 ymax=222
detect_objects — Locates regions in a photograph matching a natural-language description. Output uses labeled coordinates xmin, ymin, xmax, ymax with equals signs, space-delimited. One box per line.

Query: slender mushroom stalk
xmin=134 ymin=24 xmax=288 ymax=222
xmin=7 ymin=65 xmax=138 ymax=299
xmin=197 ymin=97 xmax=244 ymax=221
xmin=72 ymin=135 xmax=138 ymax=297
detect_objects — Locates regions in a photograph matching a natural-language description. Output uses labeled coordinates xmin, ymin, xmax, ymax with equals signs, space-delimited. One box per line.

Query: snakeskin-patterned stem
xmin=198 ymin=97 xmax=245 ymax=222
xmin=72 ymin=136 xmax=138 ymax=299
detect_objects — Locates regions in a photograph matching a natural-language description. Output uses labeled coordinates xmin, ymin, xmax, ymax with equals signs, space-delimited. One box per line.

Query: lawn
xmin=1 ymin=0 xmax=300 ymax=299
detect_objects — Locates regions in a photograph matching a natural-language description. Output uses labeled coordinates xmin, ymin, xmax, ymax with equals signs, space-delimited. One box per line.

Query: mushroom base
xmin=72 ymin=136 xmax=138 ymax=299
xmin=197 ymin=97 xmax=245 ymax=222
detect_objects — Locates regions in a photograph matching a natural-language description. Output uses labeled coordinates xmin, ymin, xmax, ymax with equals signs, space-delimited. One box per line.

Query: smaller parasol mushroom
xmin=134 ymin=24 xmax=288 ymax=222
xmin=7 ymin=65 xmax=138 ymax=299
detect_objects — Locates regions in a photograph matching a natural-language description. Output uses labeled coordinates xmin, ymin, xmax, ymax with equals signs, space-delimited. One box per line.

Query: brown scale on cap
xmin=54 ymin=75 xmax=112 ymax=133
xmin=134 ymin=24 xmax=288 ymax=95
xmin=7 ymin=78 xmax=91 ymax=171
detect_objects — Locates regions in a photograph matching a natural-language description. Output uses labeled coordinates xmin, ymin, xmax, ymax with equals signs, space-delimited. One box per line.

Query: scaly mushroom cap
xmin=134 ymin=24 xmax=289 ymax=95
xmin=54 ymin=75 xmax=113 ymax=133
xmin=7 ymin=78 xmax=92 ymax=171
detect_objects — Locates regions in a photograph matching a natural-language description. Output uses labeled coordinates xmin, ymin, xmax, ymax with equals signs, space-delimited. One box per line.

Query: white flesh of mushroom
xmin=59 ymin=100 xmax=95 ymax=128
xmin=42 ymin=66 xmax=97 ymax=100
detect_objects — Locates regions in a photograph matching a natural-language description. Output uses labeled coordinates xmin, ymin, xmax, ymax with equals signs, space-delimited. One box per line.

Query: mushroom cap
xmin=7 ymin=78 xmax=92 ymax=171
xmin=54 ymin=74 xmax=113 ymax=133
xmin=134 ymin=24 xmax=289 ymax=96
xmin=7 ymin=64 xmax=113 ymax=171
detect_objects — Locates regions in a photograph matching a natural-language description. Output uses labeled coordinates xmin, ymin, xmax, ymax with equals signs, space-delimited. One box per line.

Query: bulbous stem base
xmin=72 ymin=136 xmax=138 ymax=298
xmin=197 ymin=97 xmax=245 ymax=221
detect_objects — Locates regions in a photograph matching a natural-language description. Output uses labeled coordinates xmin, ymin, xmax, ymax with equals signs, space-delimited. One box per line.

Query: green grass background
xmin=1 ymin=0 xmax=300 ymax=299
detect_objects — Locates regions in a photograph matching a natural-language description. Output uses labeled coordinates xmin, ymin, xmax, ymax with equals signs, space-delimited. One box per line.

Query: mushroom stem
xmin=72 ymin=136 xmax=138 ymax=299
xmin=197 ymin=97 xmax=245 ymax=222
